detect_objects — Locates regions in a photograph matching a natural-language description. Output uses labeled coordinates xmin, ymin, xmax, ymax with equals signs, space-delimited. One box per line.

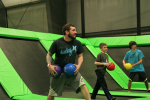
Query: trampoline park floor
xmin=0 ymin=37 xmax=150 ymax=100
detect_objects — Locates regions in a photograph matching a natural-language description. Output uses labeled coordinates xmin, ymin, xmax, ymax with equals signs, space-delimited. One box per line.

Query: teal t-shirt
xmin=124 ymin=49 xmax=145 ymax=72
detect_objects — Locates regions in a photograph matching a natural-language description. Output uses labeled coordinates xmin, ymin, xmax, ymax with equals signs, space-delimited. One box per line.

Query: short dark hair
xmin=62 ymin=23 xmax=75 ymax=35
xmin=99 ymin=43 xmax=107 ymax=49
xmin=129 ymin=41 xmax=137 ymax=49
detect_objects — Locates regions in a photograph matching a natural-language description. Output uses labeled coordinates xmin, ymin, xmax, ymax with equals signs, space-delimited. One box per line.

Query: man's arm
xmin=74 ymin=53 xmax=83 ymax=74
xmin=46 ymin=52 xmax=57 ymax=75
xmin=94 ymin=61 xmax=110 ymax=67
xmin=77 ymin=53 xmax=83 ymax=67
xmin=122 ymin=59 xmax=126 ymax=68
xmin=132 ymin=58 xmax=142 ymax=67
xmin=46 ymin=52 xmax=53 ymax=64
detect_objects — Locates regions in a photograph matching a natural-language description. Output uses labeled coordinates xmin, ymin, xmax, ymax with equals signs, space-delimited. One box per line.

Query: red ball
xmin=107 ymin=62 xmax=115 ymax=71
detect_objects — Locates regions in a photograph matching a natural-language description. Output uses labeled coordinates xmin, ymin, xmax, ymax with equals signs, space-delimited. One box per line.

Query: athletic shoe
xmin=110 ymin=97 xmax=116 ymax=100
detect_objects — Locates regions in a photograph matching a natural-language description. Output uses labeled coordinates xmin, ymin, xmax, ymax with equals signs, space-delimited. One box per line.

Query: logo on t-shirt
xmin=130 ymin=51 xmax=139 ymax=58
xmin=130 ymin=53 xmax=136 ymax=58
xmin=60 ymin=46 xmax=77 ymax=56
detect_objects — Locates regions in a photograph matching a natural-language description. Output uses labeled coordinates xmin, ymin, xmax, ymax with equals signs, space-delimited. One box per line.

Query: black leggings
xmin=91 ymin=69 xmax=112 ymax=100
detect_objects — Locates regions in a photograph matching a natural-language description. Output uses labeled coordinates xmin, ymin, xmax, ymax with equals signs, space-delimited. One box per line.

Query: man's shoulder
xmin=136 ymin=49 xmax=142 ymax=52
xmin=126 ymin=50 xmax=131 ymax=54
xmin=98 ymin=52 xmax=104 ymax=56
xmin=54 ymin=37 xmax=64 ymax=42
xmin=74 ymin=39 xmax=81 ymax=44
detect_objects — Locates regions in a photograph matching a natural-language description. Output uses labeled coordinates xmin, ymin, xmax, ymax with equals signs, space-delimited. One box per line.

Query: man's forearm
xmin=122 ymin=59 xmax=126 ymax=66
xmin=94 ymin=62 xmax=105 ymax=65
xmin=134 ymin=59 xmax=142 ymax=66
xmin=46 ymin=52 xmax=53 ymax=64
xmin=78 ymin=55 xmax=83 ymax=67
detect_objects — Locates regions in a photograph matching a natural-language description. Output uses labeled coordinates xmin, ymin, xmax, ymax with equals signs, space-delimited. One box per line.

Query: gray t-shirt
xmin=95 ymin=52 xmax=108 ymax=70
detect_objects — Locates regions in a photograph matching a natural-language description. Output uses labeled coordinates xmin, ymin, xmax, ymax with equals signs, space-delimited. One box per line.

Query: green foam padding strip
xmin=35 ymin=32 xmax=53 ymax=41
xmin=87 ymin=36 xmax=136 ymax=47
xmin=131 ymin=82 xmax=150 ymax=90
xmin=40 ymin=40 xmax=53 ymax=51
xmin=87 ymin=35 xmax=150 ymax=47
xmin=39 ymin=40 xmax=55 ymax=59
xmin=129 ymin=97 xmax=150 ymax=100
xmin=86 ymin=45 xmax=128 ymax=89
xmin=76 ymin=37 xmax=91 ymax=45
xmin=49 ymin=34 xmax=63 ymax=41
xmin=13 ymin=94 xmax=86 ymax=100
xmin=0 ymin=27 xmax=39 ymax=40
xmin=0 ymin=48 xmax=32 ymax=98
xmin=13 ymin=94 xmax=47 ymax=100
xmin=136 ymin=35 xmax=150 ymax=45
xmin=86 ymin=38 xmax=99 ymax=46
xmin=97 ymin=90 xmax=150 ymax=97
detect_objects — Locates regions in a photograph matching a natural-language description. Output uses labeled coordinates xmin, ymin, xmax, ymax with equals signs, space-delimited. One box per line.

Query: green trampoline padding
xmin=40 ymin=40 xmax=53 ymax=51
xmin=36 ymin=32 xmax=53 ymax=41
xmin=13 ymin=94 xmax=86 ymax=100
xmin=49 ymin=34 xmax=63 ymax=41
xmin=136 ymin=35 xmax=150 ymax=46
xmin=0 ymin=27 xmax=39 ymax=40
xmin=129 ymin=97 xmax=150 ymax=100
xmin=87 ymin=35 xmax=150 ymax=47
xmin=97 ymin=90 xmax=150 ymax=98
xmin=0 ymin=48 xmax=32 ymax=98
xmin=87 ymin=36 xmax=136 ymax=47
xmin=76 ymin=37 xmax=91 ymax=45
xmin=131 ymin=82 xmax=150 ymax=90
xmin=13 ymin=94 xmax=47 ymax=100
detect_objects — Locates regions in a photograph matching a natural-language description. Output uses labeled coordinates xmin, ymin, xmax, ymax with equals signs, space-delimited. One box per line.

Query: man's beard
xmin=68 ymin=33 xmax=76 ymax=39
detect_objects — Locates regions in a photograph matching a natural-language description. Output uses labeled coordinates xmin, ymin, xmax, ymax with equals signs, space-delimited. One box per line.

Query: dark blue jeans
xmin=91 ymin=69 xmax=112 ymax=100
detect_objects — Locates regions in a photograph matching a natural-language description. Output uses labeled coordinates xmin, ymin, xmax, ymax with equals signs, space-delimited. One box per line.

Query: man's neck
xmin=64 ymin=35 xmax=72 ymax=42
xmin=131 ymin=48 xmax=136 ymax=52
xmin=102 ymin=51 xmax=106 ymax=54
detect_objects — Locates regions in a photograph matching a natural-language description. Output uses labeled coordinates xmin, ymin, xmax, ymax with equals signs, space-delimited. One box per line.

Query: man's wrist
xmin=47 ymin=63 xmax=52 ymax=67
xmin=104 ymin=62 xmax=106 ymax=65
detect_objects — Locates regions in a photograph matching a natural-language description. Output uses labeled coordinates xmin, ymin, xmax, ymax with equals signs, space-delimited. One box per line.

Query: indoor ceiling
xmin=1 ymin=0 xmax=45 ymax=7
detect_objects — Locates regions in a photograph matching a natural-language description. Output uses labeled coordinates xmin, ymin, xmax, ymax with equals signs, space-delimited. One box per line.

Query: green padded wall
xmin=0 ymin=27 xmax=38 ymax=40
xmin=0 ymin=48 xmax=32 ymax=98
xmin=87 ymin=35 xmax=150 ymax=47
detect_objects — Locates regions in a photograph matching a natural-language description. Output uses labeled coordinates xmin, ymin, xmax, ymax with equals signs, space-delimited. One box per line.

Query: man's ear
xmin=65 ymin=30 xmax=69 ymax=35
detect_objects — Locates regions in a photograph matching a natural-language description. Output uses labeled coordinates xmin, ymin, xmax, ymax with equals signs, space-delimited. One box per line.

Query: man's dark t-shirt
xmin=95 ymin=52 xmax=108 ymax=70
xmin=49 ymin=37 xmax=83 ymax=68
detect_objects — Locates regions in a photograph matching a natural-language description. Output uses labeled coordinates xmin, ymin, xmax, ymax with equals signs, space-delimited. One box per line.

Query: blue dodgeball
xmin=64 ymin=63 xmax=76 ymax=76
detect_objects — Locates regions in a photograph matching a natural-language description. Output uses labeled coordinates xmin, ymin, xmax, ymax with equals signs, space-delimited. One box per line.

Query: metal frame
xmin=79 ymin=0 xmax=143 ymax=37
